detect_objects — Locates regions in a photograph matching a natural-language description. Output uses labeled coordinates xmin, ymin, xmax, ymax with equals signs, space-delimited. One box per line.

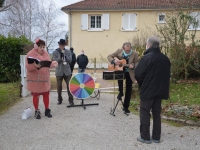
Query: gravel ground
xmin=0 ymin=92 xmax=200 ymax=150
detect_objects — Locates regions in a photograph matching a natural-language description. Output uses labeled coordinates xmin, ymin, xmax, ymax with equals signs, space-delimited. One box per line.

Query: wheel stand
xmin=67 ymin=99 xmax=99 ymax=110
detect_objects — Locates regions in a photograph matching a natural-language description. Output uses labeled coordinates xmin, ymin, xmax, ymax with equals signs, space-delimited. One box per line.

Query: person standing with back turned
xmin=135 ymin=36 xmax=171 ymax=144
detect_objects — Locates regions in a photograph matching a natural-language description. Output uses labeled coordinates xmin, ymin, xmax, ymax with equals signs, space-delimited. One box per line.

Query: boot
xmin=45 ymin=108 xmax=52 ymax=118
xmin=57 ymin=97 xmax=63 ymax=105
xmin=35 ymin=110 xmax=41 ymax=119
xmin=117 ymin=93 xmax=124 ymax=100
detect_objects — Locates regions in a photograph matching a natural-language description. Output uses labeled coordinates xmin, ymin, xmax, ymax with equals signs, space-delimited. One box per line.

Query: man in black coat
xmin=135 ymin=36 xmax=171 ymax=144
xmin=77 ymin=50 xmax=88 ymax=73
xmin=69 ymin=47 xmax=76 ymax=74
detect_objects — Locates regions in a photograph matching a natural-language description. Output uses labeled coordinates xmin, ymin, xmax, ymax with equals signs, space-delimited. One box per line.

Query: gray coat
xmin=52 ymin=48 xmax=72 ymax=76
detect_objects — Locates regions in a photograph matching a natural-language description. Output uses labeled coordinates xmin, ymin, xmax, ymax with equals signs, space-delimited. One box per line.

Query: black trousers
xmin=118 ymin=72 xmax=133 ymax=109
xmin=70 ymin=64 xmax=75 ymax=74
xmin=140 ymin=99 xmax=162 ymax=140
xmin=56 ymin=74 xmax=73 ymax=102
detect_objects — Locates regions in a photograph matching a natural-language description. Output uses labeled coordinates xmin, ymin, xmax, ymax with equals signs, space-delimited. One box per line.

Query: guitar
xmin=108 ymin=57 xmax=127 ymax=71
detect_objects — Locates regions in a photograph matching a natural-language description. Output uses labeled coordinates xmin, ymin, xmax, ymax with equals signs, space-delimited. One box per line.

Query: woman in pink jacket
xmin=26 ymin=39 xmax=57 ymax=119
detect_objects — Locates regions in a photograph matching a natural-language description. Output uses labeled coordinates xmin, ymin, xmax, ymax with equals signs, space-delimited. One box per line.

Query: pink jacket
xmin=25 ymin=48 xmax=57 ymax=93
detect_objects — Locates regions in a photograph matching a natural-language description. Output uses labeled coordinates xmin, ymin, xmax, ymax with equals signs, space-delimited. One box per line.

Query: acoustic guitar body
xmin=108 ymin=59 xmax=126 ymax=71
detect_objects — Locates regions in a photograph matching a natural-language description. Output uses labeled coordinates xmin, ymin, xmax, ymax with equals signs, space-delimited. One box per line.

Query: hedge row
xmin=0 ymin=35 xmax=32 ymax=82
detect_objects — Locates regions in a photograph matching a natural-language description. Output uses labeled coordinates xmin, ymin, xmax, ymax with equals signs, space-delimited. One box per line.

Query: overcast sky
xmin=53 ymin=0 xmax=82 ymax=29
xmin=50 ymin=0 xmax=81 ymax=49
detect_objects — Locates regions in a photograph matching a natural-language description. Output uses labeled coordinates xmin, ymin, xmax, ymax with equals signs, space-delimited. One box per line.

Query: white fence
xmin=20 ymin=55 xmax=31 ymax=97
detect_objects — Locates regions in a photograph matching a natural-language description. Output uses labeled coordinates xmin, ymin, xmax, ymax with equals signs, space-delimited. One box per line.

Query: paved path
xmin=0 ymin=92 xmax=200 ymax=150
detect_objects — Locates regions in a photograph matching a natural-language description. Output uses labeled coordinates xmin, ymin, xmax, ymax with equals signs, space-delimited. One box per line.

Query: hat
xmin=58 ymin=39 xmax=66 ymax=45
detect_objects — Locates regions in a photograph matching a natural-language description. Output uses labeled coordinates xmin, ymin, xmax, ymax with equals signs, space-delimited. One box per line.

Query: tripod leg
xmin=110 ymin=98 xmax=120 ymax=116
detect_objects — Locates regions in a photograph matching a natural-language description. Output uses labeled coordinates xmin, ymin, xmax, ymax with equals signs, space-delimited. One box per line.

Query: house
xmin=61 ymin=0 xmax=200 ymax=67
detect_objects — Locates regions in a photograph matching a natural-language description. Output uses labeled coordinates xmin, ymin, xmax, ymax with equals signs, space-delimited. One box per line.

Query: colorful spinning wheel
xmin=69 ymin=73 xmax=95 ymax=99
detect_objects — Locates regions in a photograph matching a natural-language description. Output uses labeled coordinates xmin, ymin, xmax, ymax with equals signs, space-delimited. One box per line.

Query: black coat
xmin=134 ymin=47 xmax=171 ymax=100
xmin=77 ymin=54 xmax=89 ymax=69
xmin=70 ymin=50 xmax=76 ymax=66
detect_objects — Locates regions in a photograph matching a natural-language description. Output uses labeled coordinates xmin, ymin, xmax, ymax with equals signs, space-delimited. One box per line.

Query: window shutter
xmin=122 ymin=14 xmax=129 ymax=30
xmin=81 ymin=14 xmax=88 ymax=30
xmin=130 ymin=13 xmax=137 ymax=30
xmin=102 ymin=14 xmax=109 ymax=30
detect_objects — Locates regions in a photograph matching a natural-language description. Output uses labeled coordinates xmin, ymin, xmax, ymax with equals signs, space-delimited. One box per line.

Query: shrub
xmin=0 ymin=35 xmax=32 ymax=82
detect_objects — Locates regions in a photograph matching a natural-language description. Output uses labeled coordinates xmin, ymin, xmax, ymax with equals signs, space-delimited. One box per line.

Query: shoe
xmin=123 ymin=108 xmax=130 ymax=113
xmin=45 ymin=108 xmax=52 ymax=118
xmin=117 ymin=93 xmax=124 ymax=100
xmin=151 ymin=136 xmax=160 ymax=143
xmin=57 ymin=98 xmax=63 ymax=105
xmin=137 ymin=137 xmax=152 ymax=144
xmin=152 ymin=139 xmax=160 ymax=143
xmin=35 ymin=110 xmax=41 ymax=119
xmin=69 ymin=101 xmax=74 ymax=106
xmin=57 ymin=101 xmax=62 ymax=105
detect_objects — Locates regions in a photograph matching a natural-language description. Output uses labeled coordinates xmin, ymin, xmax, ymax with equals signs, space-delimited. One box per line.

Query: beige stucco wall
xmin=65 ymin=10 xmax=200 ymax=63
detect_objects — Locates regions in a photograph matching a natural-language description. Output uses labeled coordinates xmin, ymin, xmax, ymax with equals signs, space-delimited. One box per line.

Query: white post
xmin=20 ymin=55 xmax=31 ymax=97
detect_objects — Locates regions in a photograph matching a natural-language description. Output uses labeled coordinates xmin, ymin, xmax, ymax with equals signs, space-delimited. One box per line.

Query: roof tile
xmin=62 ymin=0 xmax=200 ymax=11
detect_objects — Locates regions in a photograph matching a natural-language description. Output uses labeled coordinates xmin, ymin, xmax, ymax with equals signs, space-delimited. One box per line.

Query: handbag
xmin=22 ymin=107 xmax=32 ymax=120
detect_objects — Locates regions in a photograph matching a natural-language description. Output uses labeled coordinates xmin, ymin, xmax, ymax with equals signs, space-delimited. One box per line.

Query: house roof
xmin=62 ymin=0 xmax=200 ymax=11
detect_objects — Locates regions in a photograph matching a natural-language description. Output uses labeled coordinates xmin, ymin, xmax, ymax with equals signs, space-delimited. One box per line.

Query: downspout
xmin=68 ymin=10 xmax=72 ymax=47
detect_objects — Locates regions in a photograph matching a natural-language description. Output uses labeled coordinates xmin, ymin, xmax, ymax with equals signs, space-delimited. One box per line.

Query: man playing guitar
xmin=107 ymin=42 xmax=139 ymax=113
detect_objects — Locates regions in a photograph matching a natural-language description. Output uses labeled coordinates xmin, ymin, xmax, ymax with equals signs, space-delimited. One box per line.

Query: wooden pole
xmin=94 ymin=58 xmax=96 ymax=73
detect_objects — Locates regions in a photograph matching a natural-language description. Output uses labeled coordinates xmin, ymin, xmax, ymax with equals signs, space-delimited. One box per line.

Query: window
xmin=90 ymin=15 xmax=101 ymax=29
xmin=122 ymin=13 xmax=137 ymax=31
xmin=81 ymin=14 xmax=109 ymax=31
xmin=158 ymin=13 xmax=166 ymax=23
xmin=188 ymin=12 xmax=200 ymax=30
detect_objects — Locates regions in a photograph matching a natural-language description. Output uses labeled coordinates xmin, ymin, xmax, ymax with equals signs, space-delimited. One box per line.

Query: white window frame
xmin=158 ymin=13 xmax=166 ymax=24
xmin=122 ymin=13 xmax=137 ymax=31
xmin=188 ymin=12 xmax=200 ymax=30
xmin=89 ymin=15 xmax=102 ymax=31
xmin=81 ymin=14 xmax=109 ymax=31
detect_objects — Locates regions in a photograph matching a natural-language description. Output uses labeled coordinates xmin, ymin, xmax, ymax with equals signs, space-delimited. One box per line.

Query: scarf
xmin=123 ymin=49 xmax=132 ymax=58
xmin=122 ymin=49 xmax=133 ymax=72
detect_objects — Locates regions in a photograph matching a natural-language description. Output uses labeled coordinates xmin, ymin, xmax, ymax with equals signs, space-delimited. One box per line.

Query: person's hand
xmin=129 ymin=63 xmax=134 ymax=68
xmin=34 ymin=62 xmax=41 ymax=69
xmin=114 ymin=59 xmax=121 ymax=65
xmin=52 ymin=61 xmax=58 ymax=67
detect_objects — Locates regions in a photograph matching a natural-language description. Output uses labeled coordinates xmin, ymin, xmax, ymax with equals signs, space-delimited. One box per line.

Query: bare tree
xmin=0 ymin=0 xmax=38 ymax=40
xmin=0 ymin=0 xmax=65 ymax=50
xmin=36 ymin=0 xmax=65 ymax=50
xmin=0 ymin=0 xmax=13 ymax=12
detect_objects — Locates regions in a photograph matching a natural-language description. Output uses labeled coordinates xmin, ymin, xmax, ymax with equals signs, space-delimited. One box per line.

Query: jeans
xmin=140 ymin=99 xmax=162 ymax=140
xmin=56 ymin=74 xmax=73 ymax=102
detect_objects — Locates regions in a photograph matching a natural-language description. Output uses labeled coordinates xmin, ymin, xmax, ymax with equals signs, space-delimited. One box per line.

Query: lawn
xmin=0 ymin=82 xmax=21 ymax=115
xmin=167 ymin=83 xmax=200 ymax=105
xmin=130 ymin=82 xmax=200 ymax=121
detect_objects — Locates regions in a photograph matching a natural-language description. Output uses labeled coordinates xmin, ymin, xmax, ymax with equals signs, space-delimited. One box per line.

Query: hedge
xmin=0 ymin=35 xmax=32 ymax=82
